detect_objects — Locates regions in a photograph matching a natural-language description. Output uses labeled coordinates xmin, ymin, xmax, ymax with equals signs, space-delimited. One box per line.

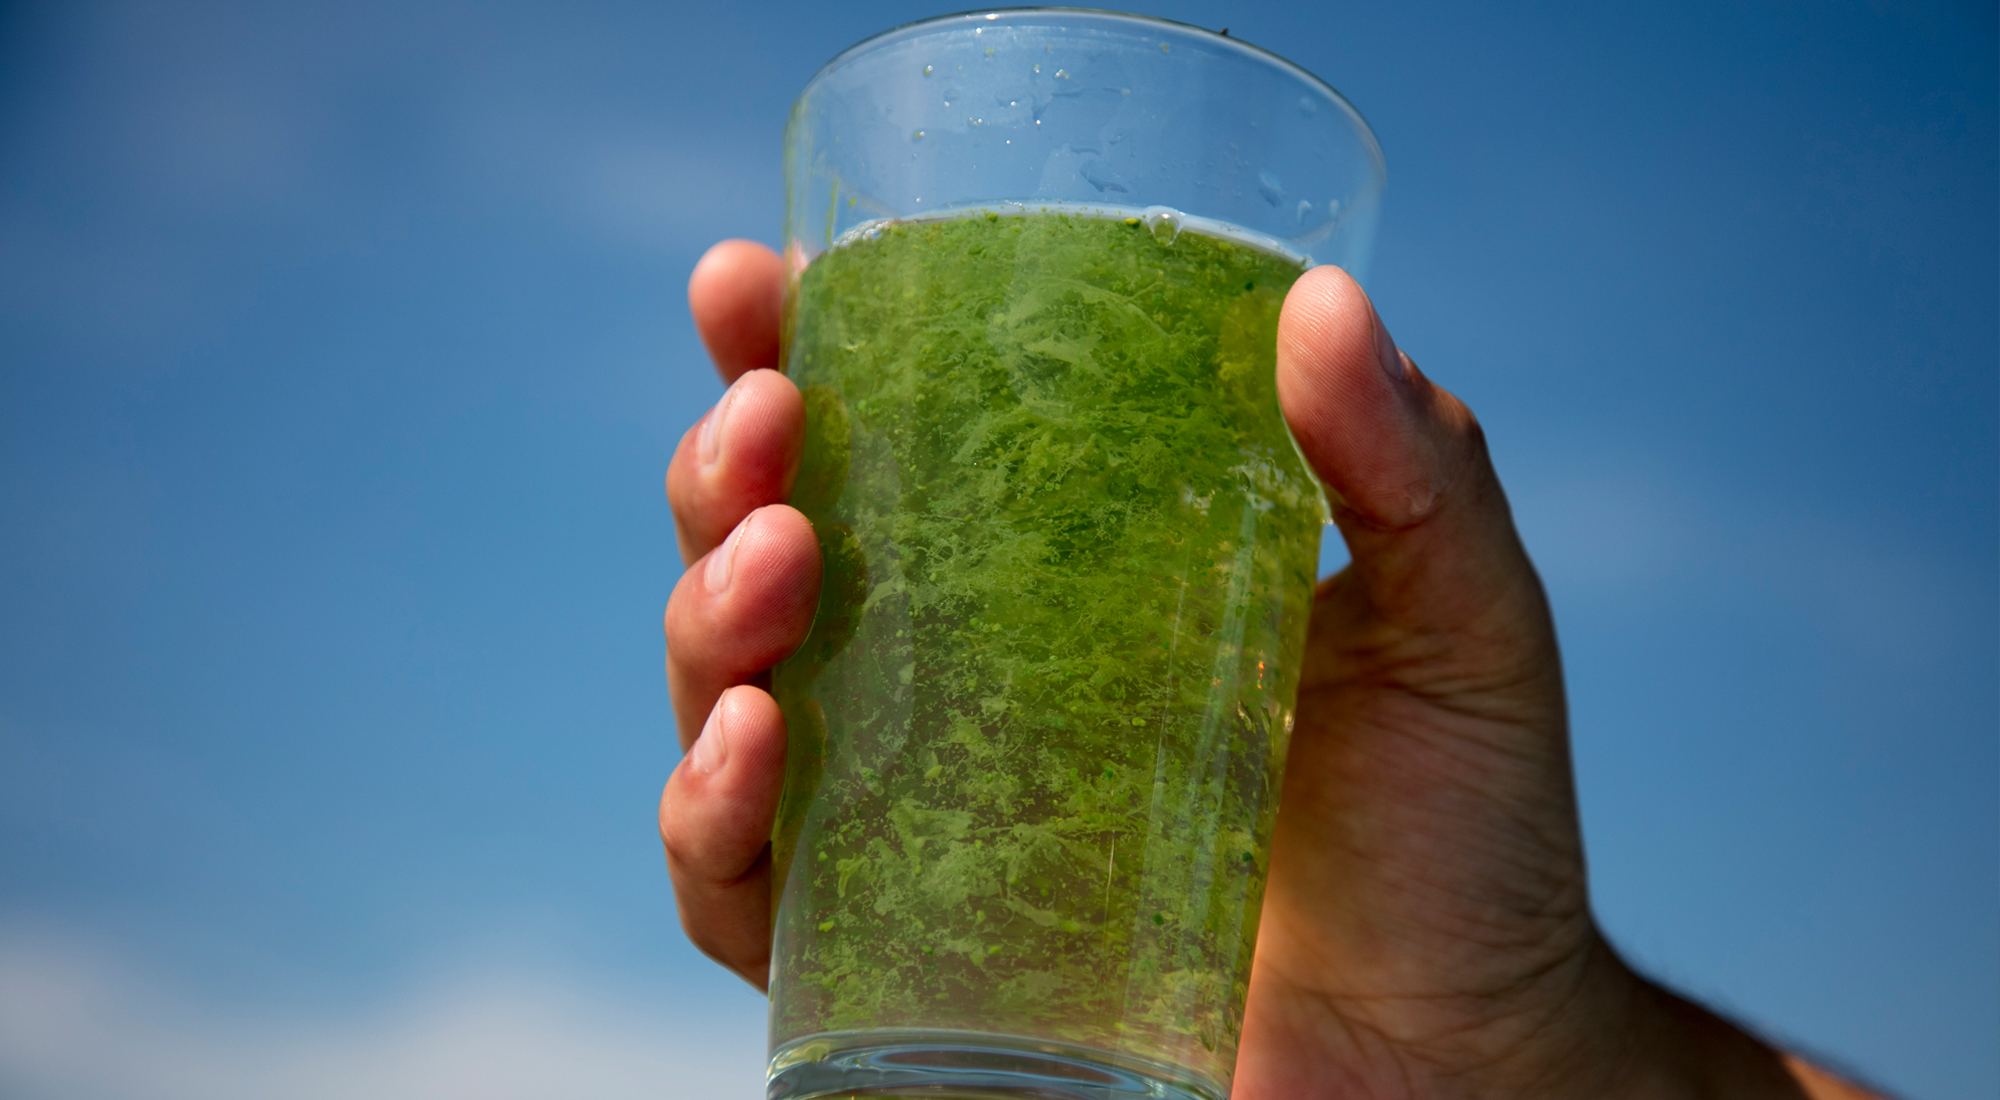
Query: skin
xmin=659 ymin=238 xmax=1891 ymax=1100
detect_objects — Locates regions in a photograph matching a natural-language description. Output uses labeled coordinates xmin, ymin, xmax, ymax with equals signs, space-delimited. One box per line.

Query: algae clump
xmin=769 ymin=208 xmax=1324 ymax=1091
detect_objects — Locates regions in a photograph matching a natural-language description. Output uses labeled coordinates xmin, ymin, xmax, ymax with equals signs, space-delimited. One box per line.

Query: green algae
xmin=768 ymin=209 xmax=1324 ymax=1090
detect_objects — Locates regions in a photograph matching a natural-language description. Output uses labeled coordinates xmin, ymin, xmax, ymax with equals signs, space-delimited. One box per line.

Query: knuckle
xmin=666 ymin=478 xmax=700 ymax=530
xmin=663 ymin=583 xmax=699 ymax=644
xmin=683 ymin=921 xmax=749 ymax=976
xmin=658 ymin=788 xmax=691 ymax=857
xmin=666 ymin=833 xmax=735 ymax=892
xmin=660 ymin=794 xmax=730 ymax=883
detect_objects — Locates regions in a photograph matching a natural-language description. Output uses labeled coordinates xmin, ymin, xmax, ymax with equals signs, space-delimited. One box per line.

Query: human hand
xmin=658 ymin=239 xmax=1884 ymax=1100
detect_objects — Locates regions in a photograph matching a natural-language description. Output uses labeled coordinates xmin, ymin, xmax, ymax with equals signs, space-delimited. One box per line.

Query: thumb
xmin=1275 ymin=265 xmax=1557 ymax=695
xmin=1276 ymin=265 xmax=1479 ymax=533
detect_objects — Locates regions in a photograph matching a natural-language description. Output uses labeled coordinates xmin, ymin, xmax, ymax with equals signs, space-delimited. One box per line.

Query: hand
xmin=658 ymin=240 xmax=1886 ymax=1100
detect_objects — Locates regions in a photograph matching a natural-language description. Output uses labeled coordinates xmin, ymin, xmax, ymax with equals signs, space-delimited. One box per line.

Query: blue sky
xmin=0 ymin=1 xmax=1993 ymax=1097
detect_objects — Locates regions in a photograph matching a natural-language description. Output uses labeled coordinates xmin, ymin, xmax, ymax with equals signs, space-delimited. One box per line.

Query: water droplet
xmin=1080 ymin=162 xmax=1126 ymax=193
xmin=1257 ymin=170 xmax=1286 ymax=206
xmin=1142 ymin=206 xmax=1183 ymax=244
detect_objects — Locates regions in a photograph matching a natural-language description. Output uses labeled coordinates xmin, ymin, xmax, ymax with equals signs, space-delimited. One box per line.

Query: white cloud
xmin=0 ymin=930 xmax=767 ymax=1100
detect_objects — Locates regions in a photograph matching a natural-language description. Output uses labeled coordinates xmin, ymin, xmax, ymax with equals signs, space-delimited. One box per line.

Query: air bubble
xmin=1141 ymin=206 xmax=1183 ymax=244
xmin=923 ymin=65 xmax=933 ymax=76
xmin=1295 ymin=199 xmax=1313 ymax=224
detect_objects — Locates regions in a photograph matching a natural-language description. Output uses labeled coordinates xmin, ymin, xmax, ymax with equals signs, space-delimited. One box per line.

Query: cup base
xmin=767 ymin=1028 xmax=1226 ymax=1100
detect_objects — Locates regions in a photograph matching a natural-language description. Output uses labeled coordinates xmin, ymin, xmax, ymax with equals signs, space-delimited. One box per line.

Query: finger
xmin=666 ymin=503 xmax=820 ymax=750
xmin=667 ymin=368 xmax=805 ymax=564
xmin=1276 ymin=266 xmax=1555 ymax=677
xmin=661 ymin=684 xmax=787 ymax=989
xmin=688 ymin=240 xmax=785 ymax=383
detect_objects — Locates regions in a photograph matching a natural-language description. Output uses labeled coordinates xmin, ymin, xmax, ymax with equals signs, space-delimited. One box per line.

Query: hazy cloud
xmin=0 ymin=930 xmax=767 ymax=1100
xmin=1512 ymin=468 xmax=1698 ymax=595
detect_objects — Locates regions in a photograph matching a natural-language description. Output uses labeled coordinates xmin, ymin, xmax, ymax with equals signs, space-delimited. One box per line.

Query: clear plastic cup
xmin=766 ymin=11 xmax=1383 ymax=1099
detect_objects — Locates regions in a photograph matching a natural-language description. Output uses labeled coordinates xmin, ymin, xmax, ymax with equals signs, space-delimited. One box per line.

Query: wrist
xmin=1594 ymin=959 xmax=1822 ymax=1100
xmin=1474 ymin=932 xmax=1801 ymax=1100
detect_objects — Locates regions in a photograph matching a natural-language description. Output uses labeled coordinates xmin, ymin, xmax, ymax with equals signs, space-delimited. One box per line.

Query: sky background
xmin=0 ymin=1 xmax=1993 ymax=1097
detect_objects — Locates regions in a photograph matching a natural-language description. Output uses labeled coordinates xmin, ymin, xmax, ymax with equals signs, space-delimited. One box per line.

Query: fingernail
xmin=688 ymin=695 xmax=729 ymax=775
xmin=704 ymin=512 xmax=752 ymax=593
xmin=698 ymin=379 xmax=740 ymax=466
xmin=1370 ymin=302 xmax=1408 ymax=383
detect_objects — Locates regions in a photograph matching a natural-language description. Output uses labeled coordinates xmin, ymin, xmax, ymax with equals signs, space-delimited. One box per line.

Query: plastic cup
xmin=766 ymin=11 xmax=1383 ymax=1099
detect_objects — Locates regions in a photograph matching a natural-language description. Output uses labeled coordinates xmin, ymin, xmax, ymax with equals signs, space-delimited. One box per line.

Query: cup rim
xmin=799 ymin=6 xmax=1385 ymax=184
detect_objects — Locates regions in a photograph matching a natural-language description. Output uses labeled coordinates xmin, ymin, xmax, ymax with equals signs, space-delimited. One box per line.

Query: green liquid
xmin=770 ymin=209 xmax=1323 ymax=1090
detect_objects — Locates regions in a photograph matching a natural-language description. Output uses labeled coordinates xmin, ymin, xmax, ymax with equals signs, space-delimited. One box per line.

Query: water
xmin=769 ymin=1029 xmax=1224 ymax=1100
